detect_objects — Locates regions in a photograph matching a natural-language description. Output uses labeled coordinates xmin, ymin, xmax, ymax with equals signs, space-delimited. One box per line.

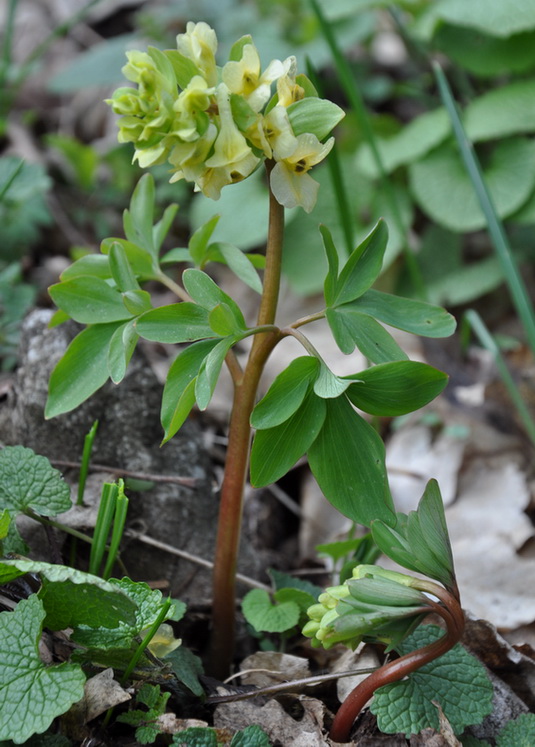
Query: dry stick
xmin=210 ymin=161 xmax=284 ymax=679
xmin=50 ymin=459 xmax=197 ymax=487
xmin=329 ymin=589 xmax=464 ymax=742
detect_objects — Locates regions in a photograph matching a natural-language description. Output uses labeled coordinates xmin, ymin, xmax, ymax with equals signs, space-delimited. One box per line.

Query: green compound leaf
xmin=0 ymin=559 xmax=137 ymax=630
xmin=313 ymin=362 xmax=351 ymax=399
xmin=60 ymin=252 xmax=111 ymax=281
xmin=182 ymin=268 xmax=247 ymax=331
xmin=107 ymin=320 xmax=138 ymax=385
xmin=46 ymin=321 xmax=123 ymax=418
xmin=123 ymin=174 xmax=156 ymax=256
xmin=101 ymin=237 xmax=156 ymax=279
xmin=496 ymin=713 xmax=535 ymax=746
xmin=195 ymin=335 xmax=240 ymax=411
xmin=349 ymin=289 xmax=456 ymax=338
xmin=230 ymin=724 xmax=271 ymax=747
xmin=307 ymin=396 xmax=396 ymax=527
xmin=345 ymin=361 xmax=448 ymax=416
xmin=161 ymin=339 xmax=220 ymax=444
xmin=188 ymin=214 xmax=220 ymax=266
xmin=0 ymin=446 xmax=71 ymax=516
xmin=326 ymin=307 xmax=408 ymax=361
xmin=135 ymin=303 xmax=214 ymax=343
xmin=0 ymin=595 xmax=86 ymax=744
xmin=207 ymin=241 xmax=263 ymax=294
xmin=108 ymin=241 xmax=140 ymax=292
xmin=250 ymin=390 xmax=326 ymax=487
xmin=370 ymin=625 xmax=493 ymax=737
xmin=332 ymin=220 xmax=388 ymax=307
xmin=242 ymin=588 xmax=300 ymax=633
xmin=251 ymin=356 xmax=320 ymax=429
xmin=72 ymin=577 xmax=169 ymax=649
xmin=320 ymin=224 xmax=339 ymax=307
xmin=49 ymin=276 xmax=133 ymax=324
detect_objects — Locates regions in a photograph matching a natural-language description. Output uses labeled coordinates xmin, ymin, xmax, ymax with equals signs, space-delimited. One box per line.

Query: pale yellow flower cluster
xmin=107 ymin=22 xmax=344 ymax=212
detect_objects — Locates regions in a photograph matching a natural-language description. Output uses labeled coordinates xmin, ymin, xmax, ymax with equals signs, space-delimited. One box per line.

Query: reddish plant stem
xmin=210 ymin=161 xmax=284 ymax=679
xmin=330 ymin=589 xmax=464 ymax=742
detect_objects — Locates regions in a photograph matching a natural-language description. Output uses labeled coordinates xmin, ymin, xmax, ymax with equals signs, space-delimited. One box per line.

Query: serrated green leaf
xmin=46 ymin=322 xmax=122 ymax=418
xmin=195 ymin=336 xmax=239 ymax=411
xmin=0 ymin=595 xmax=86 ymax=744
xmin=268 ymin=569 xmax=322 ymax=600
xmin=242 ymin=588 xmax=300 ymax=633
xmin=496 ymin=713 xmax=535 ymax=746
xmin=60 ymin=253 xmax=111 ymax=281
xmin=320 ymin=224 xmax=339 ymax=307
xmin=308 ymin=396 xmax=395 ymax=527
xmin=71 ymin=577 xmax=166 ymax=649
xmin=109 ymin=241 xmax=140 ymax=292
xmin=345 ymin=361 xmax=448 ymax=416
xmin=182 ymin=268 xmax=246 ymax=330
xmin=370 ymin=625 xmax=493 ymax=737
xmin=207 ymin=241 xmax=263 ymax=294
xmin=250 ymin=390 xmax=326 ymax=487
xmin=332 ymin=220 xmax=388 ymax=306
xmin=165 ymin=646 xmax=205 ymax=697
xmin=326 ymin=307 xmax=409 ymax=361
xmin=161 ymin=339 xmax=220 ymax=443
xmin=107 ymin=320 xmax=138 ymax=384
xmin=124 ymin=174 xmax=156 ymax=255
xmin=189 ymin=214 xmax=220 ymax=266
xmin=0 ymin=446 xmax=71 ymax=516
xmin=49 ymin=276 xmax=133 ymax=324
xmin=350 ymin=289 xmax=456 ymax=338
xmin=251 ymin=356 xmax=320 ymax=429
xmin=274 ymin=587 xmax=316 ymax=617
xmin=135 ymin=303 xmax=214 ymax=343
xmin=409 ymin=138 xmax=535 ymax=233
xmin=171 ymin=727 xmax=218 ymax=746
xmin=287 ymin=97 xmax=345 ymax=139
xmin=230 ymin=724 xmax=271 ymax=747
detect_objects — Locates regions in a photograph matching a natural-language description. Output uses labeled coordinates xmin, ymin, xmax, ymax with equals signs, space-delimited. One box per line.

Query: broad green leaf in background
xmin=331 ymin=220 xmax=388 ymax=306
xmin=307 ymin=396 xmax=395 ymax=527
xmin=370 ymin=625 xmax=493 ymax=736
xmin=182 ymin=268 xmax=247 ymax=330
xmin=355 ymin=108 xmax=451 ymax=178
xmin=409 ymin=138 xmax=535 ymax=232
xmin=274 ymin=587 xmax=317 ymax=620
xmin=72 ymin=578 xmax=173 ymax=649
xmin=242 ymin=588 xmax=300 ymax=633
xmin=161 ymin=339 xmax=220 ymax=443
xmin=269 ymin=569 xmax=322 ymax=600
xmin=431 ymin=0 xmax=535 ymax=38
xmin=349 ymin=289 xmax=457 ymax=338
xmin=49 ymin=276 xmax=133 ymax=324
xmin=46 ymin=322 xmax=122 ymax=418
xmin=251 ymin=356 xmax=320 ymax=429
xmin=496 ymin=714 xmax=535 ymax=747
xmin=0 ymin=446 xmax=71 ymax=517
xmin=326 ymin=307 xmax=408 ymax=361
xmin=0 ymin=559 xmax=137 ymax=629
xmin=250 ymin=390 xmax=326 ymax=487
xmin=0 ymin=596 xmax=86 ymax=744
xmin=135 ymin=303 xmax=214 ymax=343
xmin=107 ymin=320 xmax=138 ymax=384
xmin=345 ymin=361 xmax=448 ymax=416
xmin=287 ymin=97 xmax=345 ymax=139
xmin=464 ymin=80 xmax=535 ymax=142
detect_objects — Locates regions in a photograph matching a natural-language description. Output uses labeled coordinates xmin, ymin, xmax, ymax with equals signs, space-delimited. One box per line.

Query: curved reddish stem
xmin=329 ymin=589 xmax=464 ymax=742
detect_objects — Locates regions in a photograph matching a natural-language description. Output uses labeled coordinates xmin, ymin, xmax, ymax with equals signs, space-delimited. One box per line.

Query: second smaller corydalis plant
xmin=303 ymin=479 xmax=491 ymax=741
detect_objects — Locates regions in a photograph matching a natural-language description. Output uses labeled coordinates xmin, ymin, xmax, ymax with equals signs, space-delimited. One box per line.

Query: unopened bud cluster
xmin=107 ymin=22 xmax=344 ymax=212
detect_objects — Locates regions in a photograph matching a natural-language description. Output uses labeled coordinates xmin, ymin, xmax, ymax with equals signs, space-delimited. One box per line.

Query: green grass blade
xmin=310 ymin=0 xmax=426 ymax=297
xmin=102 ymin=485 xmax=129 ymax=580
xmin=434 ymin=63 xmax=535 ymax=357
xmin=465 ymin=310 xmax=535 ymax=448
xmin=77 ymin=419 xmax=98 ymax=506
xmin=89 ymin=483 xmax=117 ymax=576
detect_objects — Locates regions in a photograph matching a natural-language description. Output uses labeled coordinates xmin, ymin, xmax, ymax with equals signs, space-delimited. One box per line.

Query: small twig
xmin=49 ymin=459 xmax=197 ymax=487
xmin=124 ymin=529 xmax=271 ymax=592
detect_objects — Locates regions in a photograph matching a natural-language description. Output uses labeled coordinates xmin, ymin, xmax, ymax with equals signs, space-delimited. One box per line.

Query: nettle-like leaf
xmin=269 ymin=569 xmax=322 ymax=600
xmin=496 ymin=713 xmax=535 ymax=746
xmin=230 ymin=724 xmax=271 ymax=746
xmin=250 ymin=356 xmax=320 ymax=429
xmin=172 ymin=727 xmax=218 ymax=746
xmin=0 ymin=595 xmax=86 ymax=744
xmin=307 ymin=395 xmax=396 ymax=527
xmin=0 ymin=445 xmax=71 ymax=517
xmin=71 ymin=577 xmax=170 ymax=649
xmin=0 ymin=559 xmax=137 ymax=630
xmin=370 ymin=625 xmax=493 ymax=737
xmin=161 ymin=339 xmax=220 ymax=443
xmin=250 ymin=389 xmax=326 ymax=487
xmin=372 ymin=480 xmax=455 ymax=591
xmin=242 ymin=588 xmax=300 ymax=633
xmin=344 ymin=361 xmax=448 ymax=416
xmin=46 ymin=321 xmax=123 ymax=418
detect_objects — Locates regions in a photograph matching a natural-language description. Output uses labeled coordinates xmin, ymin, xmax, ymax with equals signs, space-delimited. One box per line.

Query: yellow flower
xmin=276 ymin=56 xmax=305 ymax=107
xmin=222 ymin=44 xmax=287 ymax=112
xmin=176 ymin=21 xmax=218 ymax=86
xmin=270 ymin=133 xmax=334 ymax=212
xmin=171 ymin=74 xmax=214 ymax=142
xmin=247 ymin=105 xmax=297 ymax=159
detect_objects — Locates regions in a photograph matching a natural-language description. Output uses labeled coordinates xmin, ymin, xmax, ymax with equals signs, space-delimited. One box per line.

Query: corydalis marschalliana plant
xmin=106 ymin=21 xmax=344 ymax=212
